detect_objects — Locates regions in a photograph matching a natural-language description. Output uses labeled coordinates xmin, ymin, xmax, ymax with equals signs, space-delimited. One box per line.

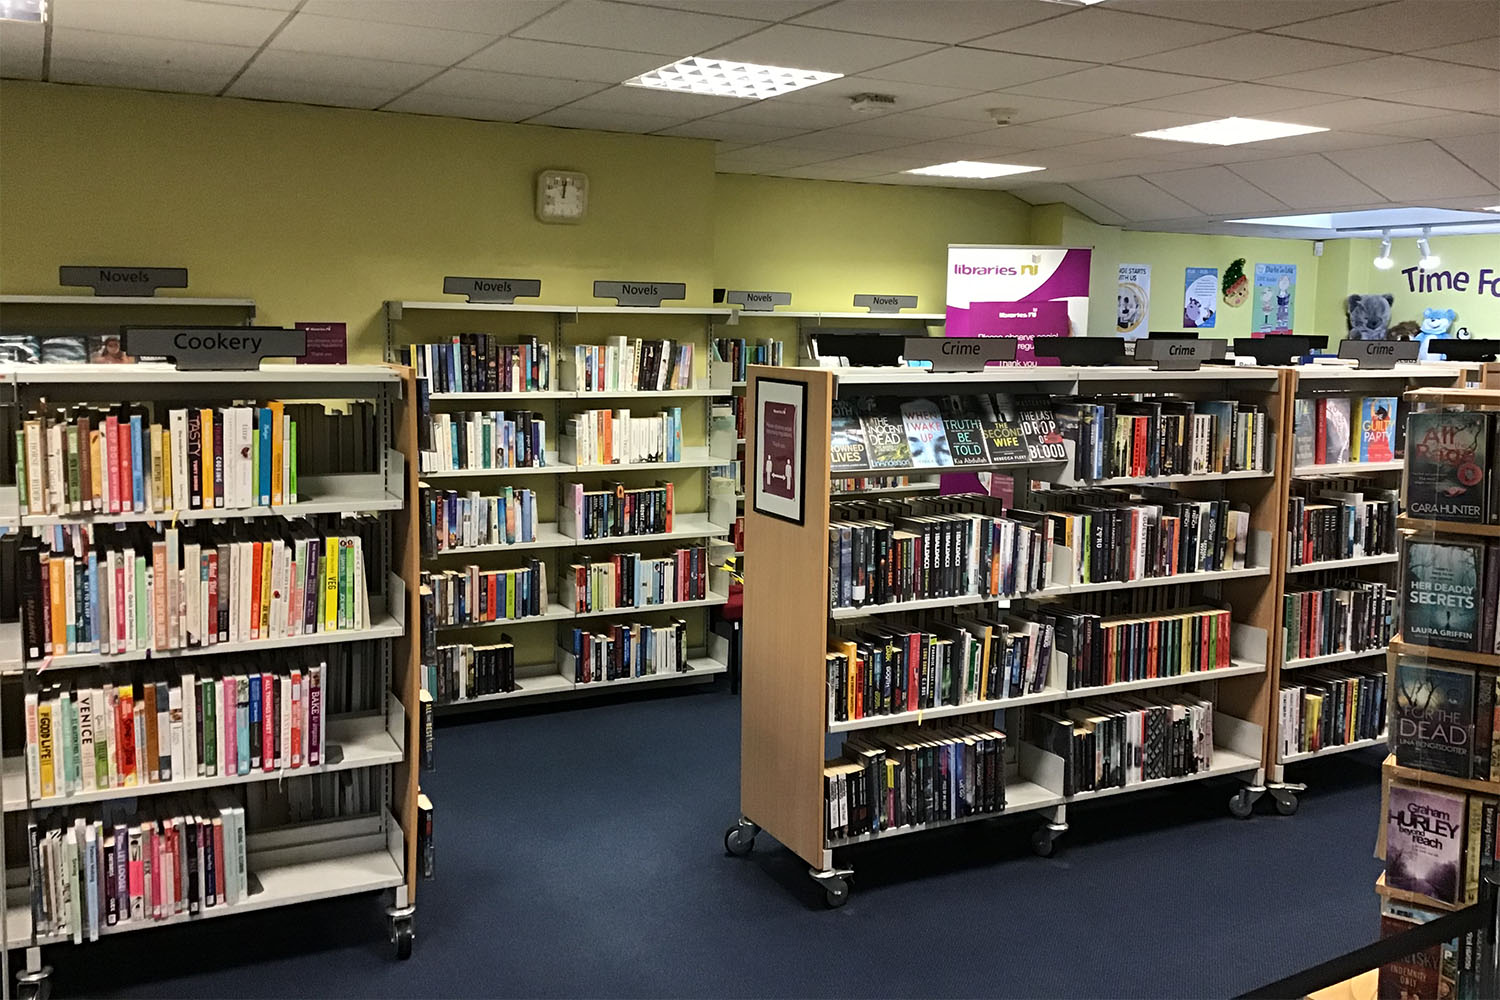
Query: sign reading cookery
xmin=124 ymin=326 xmax=307 ymax=370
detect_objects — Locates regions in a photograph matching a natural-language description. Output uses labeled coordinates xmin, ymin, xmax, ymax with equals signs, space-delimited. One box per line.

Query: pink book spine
xmin=290 ymin=669 xmax=302 ymax=767
xmin=308 ymin=665 xmax=322 ymax=766
xmin=105 ymin=416 xmax=122 ymax=514
xmin=206 ymin=553 xmax=218 ymax=646
xmin=261 ymin=671 xmax=274 ymax=772
xmin=114 ymin=559 xmax=126 ymax=653
xmin=150 ymin=826 xmax=162 ymax=920
xmin=223 ymin=677 xmax=237 ymax=777
xmin=117 ymin=419 xmax=133 ymax=512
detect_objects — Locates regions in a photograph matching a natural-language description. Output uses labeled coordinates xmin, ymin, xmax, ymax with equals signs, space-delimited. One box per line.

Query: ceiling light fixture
xmin=0 ymin=0 xmax=44 ymax=21
xmin=903 ymin=161 xmax=1045 ymax=179
xmin=1417 ymin=228 xmax=1440 ymax=270
xmin=1373 ymin=230 xmax=1394 ymax=271
xmin=1482 ymin=205 xmax=1500 ymax=212
xmin=624 ymin=57 xmax=840 ymax=100
xmin=1135 ymin=116 xmax=1328 ymax=146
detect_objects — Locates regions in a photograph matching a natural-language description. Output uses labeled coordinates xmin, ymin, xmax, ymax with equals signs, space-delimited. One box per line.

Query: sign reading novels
xmin=123 ymin=326 xmax=307 ymax=370
xmin=903 ymin=335 xmax=1017 ymax=371
xmin=442 ymin=276 xmax=541 ymax=304
xmin=1338 ymin=339 xmax=1418 ymax=369
xmin=724 ymin=290 xmax=791 ymax=311
xmin=593 ymin=280 xmax=686 ymax=308
xmin=853 ymin=293 xmax=918 ymax=314
xmin=59 ymin=266 xmax=188 ymax=297
xmin=752 ymin=377 xmax=807 ymax=525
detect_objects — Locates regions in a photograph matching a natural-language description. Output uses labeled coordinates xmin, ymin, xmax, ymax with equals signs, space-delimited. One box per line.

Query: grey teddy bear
xmin=1346 ymin=293 xmax=1394 ymax=340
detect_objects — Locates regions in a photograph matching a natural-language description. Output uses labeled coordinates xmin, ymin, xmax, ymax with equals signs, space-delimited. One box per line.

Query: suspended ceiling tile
xmin=1041 ymin=106 xmax=1207 ymax=136
xmin=237 ymin=49 xmax=440 ymax=89
xmin=460 ymin=39 xmax=669 ymax=82
xmin=969 ymin=8 xmax=1241 ymax=62
xmin=1410 ymin=38 xmax=1500 ymax=70
xmin=197 ymin=0 xmax=301 ymax=8
xmin=526 ymin=105 xmax=693 ymax=133
xmin=299 ymin=0 xmax=556 ymax=34
xmin=1131 ymin=82 xmax=1336 ymax=115
xmin=1260 ymin=54 xmax=1497 ymax=97
xmin=1003 ymin=65 xmax=1209 ymax=103
xmin=227 ymin=75 xmax=407 ymax=108
xmin=382 ymin=92 xmax=557 ymax=121
xmin=1123 ymin=32 xmax=1370 ymax=80
xmin=53 ymin=0 xmax=286 ymax=46
xmin=655 ymin=119 xmax=812 ymax=143
xmin=774 ymin=161 xmax=890 ymax=180
xmin=813 ymin=148 xmax=964 ymax=172
xmin=1435 ymin=132 xmax=1500 ymax=185
xmin=701 ymin=24 xmax=942 ymax=76
xmin=1022 ymin=157 xmax=1185 ymax=181
xmin=409 ymin=68 xmax=605 ymax=105
xmin=713 ymin=160 xmax=768 ymax=174
xmin=791 ymin=0 xmax=1068 ymax=43
xmin=1366 ymin=113 xmax=1500 ymax=139
xmin=269 ymin=12 xmax=490 ymax=65
xmin=1044 ymin=134 xmax=1192 ymax=159
xmin=772 ymin=76 xmax=978 ymax=113
xmin=956 ymin=122 xmax=1107 ymax=150
xmin=515 ymin=0 xmax=761 ymax=55
xmin=1268 ymin=0 xmax=1500 ymax=51
xmin=0 ymin=19 xmax=45 ymax=79
xmin=716 ymin=144 xmax=837 ymax=167
xmin=1283 ymin=98 xmax=1442 ymax=131
xmin=1327 ymin=140 xmax=1498 ymax=200
xmin=703 ymin=100 xmax=863 ymax=130
xmin=862 ymin=48 xmax=1090 ymax=91
xmin=748 ymin=131 xmax=915 ymax=155
xmin=562 ymin=84 xmax=751 ymax=117
xmin=1070 ymin=175 xmax=1199 ymax=220
xmin=631 ymin=0 xmax=829 ymax=20
xmin=1391 ymin=79 xmax=1500 ymax=113
xmin=51 ymin=57 xmax=234 ymax=94
xmin=1102 ymin=0 xmax=1385 ymax=31
xmin=1226 ymin=153 xmax=1387 ymax=208
xmin=50 ymin=28 xmax=258 ymax=74
xmin=922 ymin=91 xmax=1106 ymax=124
xmin=1025 ymin=185 xmax=1130 ymax=226
xmin=818 ymin=113 xmax=995 ymax=141
xmin=1141 ymin=164 xmax=1287 ymax=214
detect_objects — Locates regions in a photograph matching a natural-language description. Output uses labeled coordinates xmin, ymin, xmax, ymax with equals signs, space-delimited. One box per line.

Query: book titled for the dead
xmin=1386 ymin=782 xmax=1466 ymax=905
xmin=1403 ymin=539 xmax=1483 ymax=651
xmin=1406 ymin=410 xmax=1491 ymax=523
xmin=1394 ymin=659 xmax=1476 ymax=778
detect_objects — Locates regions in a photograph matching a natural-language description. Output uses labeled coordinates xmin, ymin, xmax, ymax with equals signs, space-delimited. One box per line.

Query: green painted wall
xmin=1337 ymin=233 xmax=1500 ymax=337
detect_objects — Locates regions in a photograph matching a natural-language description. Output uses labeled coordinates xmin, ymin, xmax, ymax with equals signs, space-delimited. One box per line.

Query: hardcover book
xmin=828 ymin=400 xmax=869 ymax=472
xmin=1394 ymin=659 xmax=1476 ymax=778
xmin=860 ymin=402 xmax=912 ymax=470
xmin=1386 ymin=783 xmax=1466 ymax=904
xmin=1357 ymin=396 xmax=1398 ymax=463
xmin=1319 ymin=397 xmax=1352 ymax=464
xmin=1406 ymin=410 xmax=1491 ymax=523
xmin=937 ymin=397 xmax=990 ymax=467
xmin=1292 ymin=398 xmax=1315 ymax=467
xmin=899 ymin=398 xmax=952 ymax=468
xmin=1404 ymin=539 xmax=1484 ymax=651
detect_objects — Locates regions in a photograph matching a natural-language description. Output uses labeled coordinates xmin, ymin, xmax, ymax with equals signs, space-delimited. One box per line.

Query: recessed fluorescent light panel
xmin=0 ymin=0 xmax=44 ymax=21
xmin=904 ymin=161 xmax=1045 ymax=179
xmin=1483 ymin=206 xmax=1500 ymax=212
xmin=624 ymin=57 xmax=840 ymax=100
xmin=1136 ymin=116 xmax=1327 ymax=146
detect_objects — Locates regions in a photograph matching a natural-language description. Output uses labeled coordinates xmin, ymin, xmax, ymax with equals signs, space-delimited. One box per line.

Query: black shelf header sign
xmin=593 ymin=280 xmax=686 ymax=307
xmin=1337 ymin=339 xmax=1418 ymax=369
xmin=722 ymin=290 xmax=792 ymax=311
xmin=1427 ymin=337 xmax=1500 ymax=362
xmin=853 ymin=293 xmax=917 ymax=314
xmin=59 ymin=266 xmax=188 ymax=297
xmin=1032 ymin=336 xmax=1126 ymax=366
xmin=123 ymin=326 xmax=306 ymax=370
xmin=904 ymin=335 xmax=1017 ymax=370
xmin=1134 ymin=338 xmax=1227 ymax=371
xmin=443 ymin=276 xmax=541 ymax=304
xmin=1232 ymin=334 xmax=1328 ymax=366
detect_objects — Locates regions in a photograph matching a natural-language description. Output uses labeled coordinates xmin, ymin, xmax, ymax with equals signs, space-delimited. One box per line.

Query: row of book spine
xmin=420 ymin=410 xmax=548 ymax=472
xmin=566 ymin=337 xmax=693 ymax=392
xmin=409 ymin=335 xmax=550 ymax=395
xmin=561 ymin=407 xmax=685 ymax=466
xmin=418 ymin=485 xmax=537 ymax=555
xmin=1053 ymin=397 xmax=1268 ymax=481
xmin=558 ymin=480 xmax=675 ymax=540
xmin=17 ymin=522 xmax=373 ymax=661
xmin=1283 ymin=580 xmax=1394 ymax=662
xmin=1287 ymin=486 xmax=1399 ymax=566
xmin=565 ymin=618 xmax=690 ymax=682
xmin=15 ymin=404 xmax=297 ymax=516
xmin=1291 ymin=394 xmax=1396 ymax=467
xmin=26 ymin=664 xmax=326 ymax=802
xmin=712 ymin=337 xmax=781 ymax=383
xmin=1276 ymin=666 xmax=1385 ymax=760
xmin=424 ymin=560 xmax=550 ymax=626
xmin=1026 ymin=693 xmax=1215 ymax=797
xmin=560 ymin=546 xmax=709 ymax=613
xmin=428 ymin=638 xmax=517 ymax=702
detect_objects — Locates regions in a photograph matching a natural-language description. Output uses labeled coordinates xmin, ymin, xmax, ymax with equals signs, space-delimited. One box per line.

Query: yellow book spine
xmin=37 ymin=701 xmax=54 ymax=798
xmin=89 ymin=430 xmax=103 ymax=511
xmin=49 ymin=556 xmax=65 ymax=652
xmin=200 ymin=408 xmax=214 ymax=509
xmin=149 ymin=425 xmax=164 ymax=513
xmin=269 ymin=401 xmax=285 ymax=505
xmin=324 ymin=536 xmax=339 ymax=632
xmin=159 ymin=428 xmax=171 ymax=510
xmin=259 ymin=541 xmax=273 ymax=636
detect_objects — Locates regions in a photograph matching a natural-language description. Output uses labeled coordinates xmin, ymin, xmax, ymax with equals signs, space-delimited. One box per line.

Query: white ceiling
xmin=1 ymin=0 xmax=1498 ymax=233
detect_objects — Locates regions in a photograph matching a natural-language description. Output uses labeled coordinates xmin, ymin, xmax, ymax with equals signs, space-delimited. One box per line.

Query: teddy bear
xmin=1345 ymin=293 xmax=1394 ymax=340
xmin=1415 ymin=307 xmax=1462 ymax=359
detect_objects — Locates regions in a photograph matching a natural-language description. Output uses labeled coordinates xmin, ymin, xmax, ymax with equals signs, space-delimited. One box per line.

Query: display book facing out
xmin=385 ymin=301 xmax=739 ymax=713
xmin=0 ymin=361 xmax=424 ymax=962
xmin=1375 ymin=375 xmax=1500 ymax=998
xmin=730 ymin=363 xmax=1284 ymax=905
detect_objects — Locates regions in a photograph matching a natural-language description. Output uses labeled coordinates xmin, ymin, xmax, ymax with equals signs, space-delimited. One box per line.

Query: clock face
xmin=537 ymin=170 xmax=587 ymax=223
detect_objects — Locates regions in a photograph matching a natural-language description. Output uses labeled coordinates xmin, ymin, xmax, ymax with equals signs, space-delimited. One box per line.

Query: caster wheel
xmin=392 ymin=921 xmax=414 ymax=960
xmin=823 ymin=877 xmax=850 ymax=908
xmin=1030 ymin=829 xmax=1056 ymax=858
xmin=16 ymin=984 xmax=48 ymax=1000
xmin=724 ymin=825 xmax=756 ymax=857
xmin=1275 ymin=793 xmax=1299 ymax=817
xmin=1229 ymin=792 xmax=1254 ymax=819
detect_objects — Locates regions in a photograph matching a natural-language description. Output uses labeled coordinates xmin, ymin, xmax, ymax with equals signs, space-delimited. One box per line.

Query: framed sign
xmin=752 ymin=377 xmax=807 ymax=526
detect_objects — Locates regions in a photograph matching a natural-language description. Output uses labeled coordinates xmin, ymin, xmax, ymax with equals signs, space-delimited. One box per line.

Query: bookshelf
xmin=0 ymin=358 xmax=424 ymax=990
xmin=1264 ymin=363 xmax=1474 ymax=809
xmin=384 ymin=299 xmax=737 ymax=712
xmin=726 ymin=362 xmax=1283 ymax=905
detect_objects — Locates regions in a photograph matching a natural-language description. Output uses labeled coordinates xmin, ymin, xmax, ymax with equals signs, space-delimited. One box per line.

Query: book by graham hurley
xmin=1403 ymin=539 xmax=1483 ymax=651
xmin=1386 ymin=782 xmax=1466 ymax=904
xmin=1406 ymin=410 xmax=1491 ymax=523
xmin=828 ymin=400 xmax=869 ymax=473
xmin=1394 ymin=659 xmax=1475 ymax=778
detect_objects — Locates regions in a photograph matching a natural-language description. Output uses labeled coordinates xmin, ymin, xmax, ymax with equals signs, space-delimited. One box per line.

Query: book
xmin=1292 ymin=398 xmax=1316 ymax=467
xmin=1403 ymin=539 xmax=1484 ymax=651
xmin=1386 ymin=783 xmax=1466 ymax=904
xmin=898 ymin=398 xmax=952 ymax=469
xmin=1357 ymin=395 xmax=1398 ymax=463
xmin=828 ymin=400 xmax=869 ymax=472
xmin=1317 ymin=397 xmax=1352 ymax=464
xmin=860 ymin=404 xmax=912 ymax=470
xmin=975 ymin=394 xmax=1030 ymax=466
xmin=1406 ymin=410 xmax=1491 ymax=524
xmin=1394 ymin=660 xmax=1476 ymax=778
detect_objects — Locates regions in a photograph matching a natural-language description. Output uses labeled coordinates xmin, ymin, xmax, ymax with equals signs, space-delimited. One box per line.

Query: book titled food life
xmin=1386 ymin=783 xmax=1466 ymax=905
xmin=1357 ymin=396 xmax=1397 ymax=463
xmin=1407 ymin=410 xmax=1491 ymax=524
xmin=1404 ymin=539 xmax=1483 ymax=651
xmin=828 ymin=400 xmax=869 ymax=472
xmin=1394 ymin=659 xmax=1476 ymax=778
xmin=899 ymin=398 xmax=952 ymax=468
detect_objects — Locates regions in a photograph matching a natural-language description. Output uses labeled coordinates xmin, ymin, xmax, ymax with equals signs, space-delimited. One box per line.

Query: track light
xmin=1418 ymin=228 xmax=1440 ymax=270
xmin=1374 ymin=231 xmax=1394 ymax=271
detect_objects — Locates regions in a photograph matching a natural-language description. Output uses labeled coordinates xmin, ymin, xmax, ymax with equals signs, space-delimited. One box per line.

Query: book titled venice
xmin=1386 ymin=783 xmax=1466 ymax=905
xmin=1407 ymin=410 xmax=1491 ymax=523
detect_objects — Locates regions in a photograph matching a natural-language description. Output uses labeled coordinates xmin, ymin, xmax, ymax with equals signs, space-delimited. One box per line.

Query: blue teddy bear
xmin=1415 ymin=307 xmax=1461 ymax=359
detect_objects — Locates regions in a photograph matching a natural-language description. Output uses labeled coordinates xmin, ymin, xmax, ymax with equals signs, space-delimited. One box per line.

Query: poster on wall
xmin=945 ymin=245 xmax=1091 ymax=365
xmin=1183 ymin=267 xmax=1218 ymax=329
xmin=1253 ymin=263 xmax=1297 ymax=335
xmin=1117 ymin=263 xmax=1150 ymax=338
xmin=752 ymin=377 xmax=807 ymax=526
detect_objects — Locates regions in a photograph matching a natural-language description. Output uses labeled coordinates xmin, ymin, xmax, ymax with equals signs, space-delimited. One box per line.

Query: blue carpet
xmin=57 ymin=681 xmax=1385 ymax=998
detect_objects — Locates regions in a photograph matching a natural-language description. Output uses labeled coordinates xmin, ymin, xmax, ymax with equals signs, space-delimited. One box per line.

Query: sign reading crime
xmin=1338 ymin=339 xmax=1419 ymax=369
xmin=1134 ymin=338 xmax=1226 ymax=371
xmin=904 ymin=335 xmax=1017 ymax=371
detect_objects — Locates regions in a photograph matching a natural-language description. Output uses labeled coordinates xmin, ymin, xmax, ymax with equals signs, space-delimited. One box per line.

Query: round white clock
xmin=536 ymin=169 xmax=588 ymax=224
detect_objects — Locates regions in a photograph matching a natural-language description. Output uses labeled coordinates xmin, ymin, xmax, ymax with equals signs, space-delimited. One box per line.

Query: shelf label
xmin=443 ymin=276 xmax=541 ymax=304
xmin=904 ymin=336 xmax=1017 ymax=370
xmin=594 ymin=280 xmax=686 ymax=307
xmin=1134 ymin=338 xmax=1226 ymax=371
xmin=854 ymin=293 xmax=917 ymax=313
xmin=1338 ymin=339 xmax=1418 ymax=369
xmin=59 ymin=266 xmax=188 ymax=297
xmin=123 ymin=326 xmax=306 ymax=370
xmin=725 ymin=290 xmax=791 ymax=312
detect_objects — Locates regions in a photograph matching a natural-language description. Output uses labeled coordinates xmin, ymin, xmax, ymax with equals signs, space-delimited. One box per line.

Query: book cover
xmin=1407 ymin=410 xmax=1490 ymax=524
xmin=860 ymin=402 xmax=912 ymax=470
xmin=1358 ymin=396 xmax=1398 ymax=463
xmin=1017 ymin=395 xmax=1067 ymax=465
xmin=976 ymin=394 xmax=1029 ymax=466
xmin=1394 ymin=659 xmax=1476 ymax=777
xmin=899 ymin=398 xmax=952 ymax=468
xmin=828 ymin=400 xmax=869 ymax=472
xmin=1404 ymin=539 xmax=1484 ymax=651
xmin=1293 ymin=398 xmax=1316 ymax=467
xmin=1322 ymin=397 xmax=1352 ymax=464
xmin=936 ymin=396 xmax=989 ymax=467
xmin=1386 ymin=783 xmax=1466 ymax=904
xmin=1378 ymin=899 xmax=1458 ymax=1000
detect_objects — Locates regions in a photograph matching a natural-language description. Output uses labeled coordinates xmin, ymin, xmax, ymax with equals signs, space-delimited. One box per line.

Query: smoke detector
xmin=849 ymin=93 xmax=896 ymax=114
xmin=988 ymin=107 xmax=1020 ymax=126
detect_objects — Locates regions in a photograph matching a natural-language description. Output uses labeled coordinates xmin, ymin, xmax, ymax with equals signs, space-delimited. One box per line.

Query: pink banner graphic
xmin=945 ymin=246 xmax=1092 ymax=366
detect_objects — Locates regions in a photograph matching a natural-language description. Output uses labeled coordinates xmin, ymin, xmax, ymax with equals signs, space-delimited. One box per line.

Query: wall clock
xmin=536 ymin=169 xmax=588 ymax=224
